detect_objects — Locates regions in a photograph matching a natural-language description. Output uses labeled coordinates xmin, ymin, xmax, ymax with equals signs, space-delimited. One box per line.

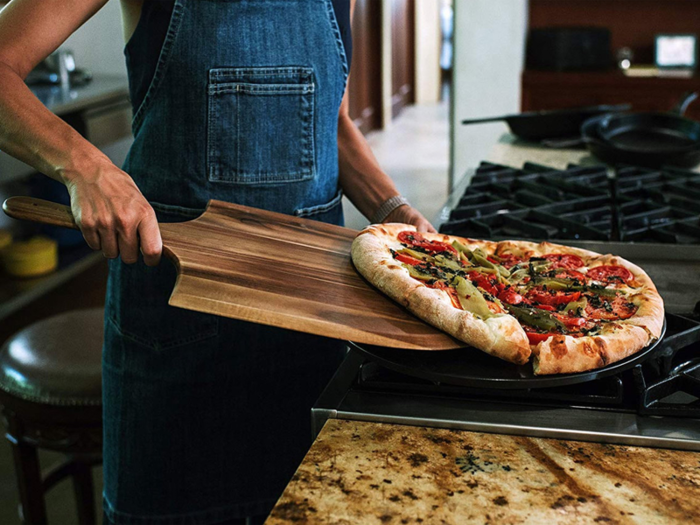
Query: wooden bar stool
xmin=0 ymin=308 xmax=104 ymax=525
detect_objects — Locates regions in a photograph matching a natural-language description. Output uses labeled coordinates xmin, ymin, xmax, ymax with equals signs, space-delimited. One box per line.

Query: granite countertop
xmin=267 ymin=419 xmax=700 ymax=525
xmin=486 ymin=133 xmax=596 ymax=171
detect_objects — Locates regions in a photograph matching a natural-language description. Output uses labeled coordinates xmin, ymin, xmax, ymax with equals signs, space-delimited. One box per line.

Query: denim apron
xmin=103 ymin=1 xmax=349 ymax=523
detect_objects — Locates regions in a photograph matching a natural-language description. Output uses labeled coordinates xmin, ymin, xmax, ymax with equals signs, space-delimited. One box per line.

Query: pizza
xmin=351 ymin=224 xmax=664 ymax=375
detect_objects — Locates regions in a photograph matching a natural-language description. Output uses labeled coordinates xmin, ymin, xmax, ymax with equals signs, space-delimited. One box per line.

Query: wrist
xmin=371 ymin=195 xmax=410 ymax=224
xmin=56 ymin=150 xmax=111 ymax=186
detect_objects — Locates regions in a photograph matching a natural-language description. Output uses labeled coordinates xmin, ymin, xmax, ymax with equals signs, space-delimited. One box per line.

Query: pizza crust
xmin=351 ymin=224 xmax=531 ymax=365
xmin=352 ymin=224 xmax=665 ymax=375
xmin=533 ymin=323 xmax=650 ymax=375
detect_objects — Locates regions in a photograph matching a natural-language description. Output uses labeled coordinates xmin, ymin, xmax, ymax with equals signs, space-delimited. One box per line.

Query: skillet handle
xmin=461 ymin=116 xmax=511 ymax=125
xmin=2 ymin=196 xmax=79 ymax=230
xmin=671 ymin=92 xmax=698 ymax=116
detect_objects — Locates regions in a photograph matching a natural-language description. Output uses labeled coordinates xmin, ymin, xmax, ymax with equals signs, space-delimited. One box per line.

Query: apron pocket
xmin=207 ymin=66 xmax=316 ymax=185
xmin=294 ymin=189 xmax=344 ymax=225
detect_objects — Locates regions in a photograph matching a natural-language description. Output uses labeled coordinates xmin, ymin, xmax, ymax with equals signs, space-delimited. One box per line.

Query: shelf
xmin=0 ymin=244 xmax=102 ymax=322
xmin=521 ymin=70 xmax=700 ymax=119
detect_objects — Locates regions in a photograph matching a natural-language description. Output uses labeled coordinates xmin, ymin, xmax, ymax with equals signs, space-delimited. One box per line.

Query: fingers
xmin=75 ymin=203 xmax=161 ymax=265
xmin=137 ymin=210 xmax=163 ymax=266
xmin=100 ymin=227 xmax=119 ymax=259
xmin=117 ymin=227 xmax=139 ymax=264
xmin=80 ymin=221 xmax=101 ymax=251
xmin=415 ymin=219 xmax=437 ymax=233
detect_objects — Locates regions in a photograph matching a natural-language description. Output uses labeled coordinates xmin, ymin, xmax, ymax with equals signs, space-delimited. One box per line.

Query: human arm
xmin=336 ymin=0 xmax=436 ymax=233
xmin=0 ymin=0 xmax=161 ymax=264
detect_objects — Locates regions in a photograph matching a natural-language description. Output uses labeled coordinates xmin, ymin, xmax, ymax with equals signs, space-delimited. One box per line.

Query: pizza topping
xmin=542 ymin=253 xmax=585 ymax=269
xmin=550 ymin=268 xmax=586 ymax=282
xmin=562 ymin=296 xmax=588 ymax=315
xmin=534 ymin=304 xmax=556 ymax=311
xmin=497 ymin=286 xmax=524 ymax=305
xmin=552 ymin=312 xmax=587 ymax=329
xmin=392 ymin=251 xmax=423 ymax=267
xmin=586 ymin=265 xmax=633 ymax=284
xmin=527 ymin=289 xmax=582 ymax=307
xmin=586 ymin=296 xmax=637 ymax=320
xmin=491 ymin=253 xmax=523 ymax=269
xmin=525 ymin=331 xmax=559 ymax=344
xmin=453 ymin=276 xmax=496 ymax=319
xmin=507 ymin=304 xmax=566 ymax=333
xmin=398 ymin=231 xmax=458 ymax=256
xmin=391 ymin=234 xmax=642 ymax=334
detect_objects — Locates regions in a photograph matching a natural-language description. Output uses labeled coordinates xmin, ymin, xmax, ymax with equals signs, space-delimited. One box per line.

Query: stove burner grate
xmin=441 ymin=162 xmax=700 ymax=244
xmin=354 ymin=314 xmax=700 ymax=418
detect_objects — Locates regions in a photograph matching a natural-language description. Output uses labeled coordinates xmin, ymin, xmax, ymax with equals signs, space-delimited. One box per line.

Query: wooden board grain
xmin=159 ymin=200 xmax=461 ymax=350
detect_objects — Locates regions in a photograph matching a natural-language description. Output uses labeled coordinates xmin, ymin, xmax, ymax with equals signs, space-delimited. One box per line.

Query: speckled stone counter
xmin=266 ymin=419 xmax=700 ymax=525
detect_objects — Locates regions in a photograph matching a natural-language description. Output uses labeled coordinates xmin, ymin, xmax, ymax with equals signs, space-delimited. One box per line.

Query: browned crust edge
xmin=352 ymin=224 xmax=664 ymax=374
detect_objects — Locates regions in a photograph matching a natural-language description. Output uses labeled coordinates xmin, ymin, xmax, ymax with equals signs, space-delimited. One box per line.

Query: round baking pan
xmin=348 ymin=320 xmax=666 ymax=390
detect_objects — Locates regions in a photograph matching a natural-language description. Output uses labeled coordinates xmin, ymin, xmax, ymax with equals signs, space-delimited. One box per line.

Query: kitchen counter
xmin=486 ymin=133 xmax=700 ymax=174
xmin=487 ymin=134 xmax=596 ymax=170
xmin=267 ymin=419 xmax=700 ymax=524
xmin=29 ymin=74 xmax=129 ymax=116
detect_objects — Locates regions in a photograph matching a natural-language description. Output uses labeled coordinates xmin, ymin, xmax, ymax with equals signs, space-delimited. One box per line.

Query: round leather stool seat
xmin=0 ymin=308 xmax=104 ymax=525
xmin=0 ymin=309 xmax=103 ymax=406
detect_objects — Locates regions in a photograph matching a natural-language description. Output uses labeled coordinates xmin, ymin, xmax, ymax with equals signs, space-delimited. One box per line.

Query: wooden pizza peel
xmin=3 ymin=197 xmax=462 ymax=350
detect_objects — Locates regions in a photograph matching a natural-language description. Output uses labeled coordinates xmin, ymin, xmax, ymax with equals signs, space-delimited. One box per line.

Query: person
xmin=0 ymin=0 xmax=436 ymax=523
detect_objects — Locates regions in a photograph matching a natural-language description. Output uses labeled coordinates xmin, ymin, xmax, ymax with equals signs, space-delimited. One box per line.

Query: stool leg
xmin=10 ymin=440 xmax=47 ymax=525
xmin=72 ymin=461 xmax=96 ymax=525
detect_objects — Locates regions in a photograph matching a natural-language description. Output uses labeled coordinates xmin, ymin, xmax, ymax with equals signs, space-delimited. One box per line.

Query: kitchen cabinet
xmin=522 ymin=71 xmax=700 ymax=120
xmin=523 ymin=0 xmax=700 ymax=117
xmin=348 ymin=0 xmax=382 ymax=134
xmin=391 ymin=0 xmax=415 ymax=119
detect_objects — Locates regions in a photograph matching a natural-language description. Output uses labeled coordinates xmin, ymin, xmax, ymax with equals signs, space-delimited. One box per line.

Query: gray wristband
xmin=371 ymin=195 xmax=410 ymax=224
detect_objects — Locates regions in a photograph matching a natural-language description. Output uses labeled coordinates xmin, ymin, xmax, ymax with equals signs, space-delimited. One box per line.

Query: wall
xmin=450 ymin=0 xmax=527 ymax=188
xmin=414 ymin=0 xmax=441 ymax=105
xmin=60 ymin=1 xmax=127 ymax=77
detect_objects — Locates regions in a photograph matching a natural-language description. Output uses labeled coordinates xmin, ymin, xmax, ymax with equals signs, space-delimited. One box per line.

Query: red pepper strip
xmin=394 ymin=253 xmax=422 ymax=266
xmin=498 ymin=287 xmax=523 ymax=305
xmin=526 ymin=332 xmax=557 ymax=344
xmin=466 ymin=271 xmax=499 ymax=296
xmin=446 ymin=288 xmax=462 ymax=310
xmin=534 ymin=304 xmax=556 ymax=311
xmin=542 ymin=253 xmax=585 ymax=269
xmin=527 ymin=290 xmax=582 ymax=307
xmin=553 ymin=313 xmax=587 ymax=329
xmin=397 ymin=231 xmax=458 ymax=256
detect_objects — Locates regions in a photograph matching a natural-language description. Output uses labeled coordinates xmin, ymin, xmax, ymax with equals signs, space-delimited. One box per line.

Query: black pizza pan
xmin=348 ymin=320 xmax=666 ymax=390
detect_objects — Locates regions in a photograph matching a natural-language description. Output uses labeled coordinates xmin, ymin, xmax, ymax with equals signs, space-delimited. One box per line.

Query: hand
xmin=383 ymin=205 xmax=437 ymax=233
xmin=62 ymin=155 xmax=162 ymax=266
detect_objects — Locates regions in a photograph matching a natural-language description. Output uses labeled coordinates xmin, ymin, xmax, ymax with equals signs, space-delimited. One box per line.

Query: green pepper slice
xmin=507 ymin=305 xmax=566 ymax=332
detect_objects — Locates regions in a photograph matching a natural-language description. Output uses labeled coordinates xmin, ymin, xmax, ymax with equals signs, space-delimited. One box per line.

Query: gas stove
xmin=312 ymin=161 xmax=700 ymax=451
xmin=439 ymin=161 xmax=700 ymax=244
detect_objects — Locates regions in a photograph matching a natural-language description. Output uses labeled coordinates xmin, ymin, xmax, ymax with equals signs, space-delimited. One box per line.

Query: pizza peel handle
xmin=3 ymin=196 xmax=78 ymax=230
xmin=2 ymin=196 xmax=463 ymax=351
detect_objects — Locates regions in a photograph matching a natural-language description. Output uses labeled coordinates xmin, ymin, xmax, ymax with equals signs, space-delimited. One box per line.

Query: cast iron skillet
xmin=348 ymin=320 xmax=665 ymax=390
xmin=582 ymin=114 xmax=700 ymax=168
xmin=595 ymin=92 xmax=700 ymax=154
xmin=461 ymin=104 xmax=630 ymax=141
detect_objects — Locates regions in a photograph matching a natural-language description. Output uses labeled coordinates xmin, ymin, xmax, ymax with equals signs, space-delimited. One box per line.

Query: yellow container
xmin=0 ymin=229 xmax=11 ymax=252
xmin=2 ymin=236 xmax=58 ymax=278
